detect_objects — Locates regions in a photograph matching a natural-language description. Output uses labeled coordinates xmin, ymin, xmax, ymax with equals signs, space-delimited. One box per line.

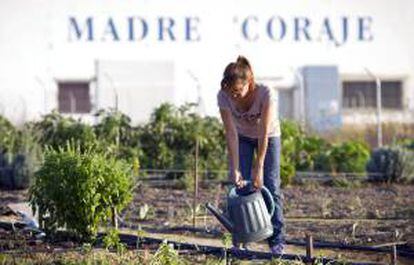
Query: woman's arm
xmin=219 ymin=109 xmax=242 ymax=185
xmin=253 ymin=95 xmax=275 ymax=188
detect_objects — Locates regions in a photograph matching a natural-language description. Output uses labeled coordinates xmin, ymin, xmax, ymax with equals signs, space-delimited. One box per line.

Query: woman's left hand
xmin=252 ymin=163 xmax=263 ymax=189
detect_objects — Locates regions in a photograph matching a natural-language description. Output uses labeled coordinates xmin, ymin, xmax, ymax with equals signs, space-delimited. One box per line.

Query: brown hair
xmin=221 ymin=55 xmax=255 ymax=92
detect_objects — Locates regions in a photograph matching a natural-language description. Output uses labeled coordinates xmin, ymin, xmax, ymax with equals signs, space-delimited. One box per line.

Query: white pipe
xmin=364 ymin=67 xmax=382 ymax=147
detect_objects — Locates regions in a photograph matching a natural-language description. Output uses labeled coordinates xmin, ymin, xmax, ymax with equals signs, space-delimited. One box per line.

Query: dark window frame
xmin=342 ymin=80 xmax=403 ymax=110
xmin=57 ymin=81 xmax=92 ymax=114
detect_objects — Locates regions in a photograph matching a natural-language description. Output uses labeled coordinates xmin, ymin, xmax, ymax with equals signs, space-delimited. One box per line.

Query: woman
xmin=217 ymin=55 xmax=285 ymax=254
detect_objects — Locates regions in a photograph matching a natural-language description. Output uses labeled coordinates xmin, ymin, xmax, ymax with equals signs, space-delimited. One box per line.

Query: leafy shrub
xmin=11 ymin=125 xmax=42 ymax=189
xmin=0 ymin=121 xmax=41 ymax=190
xmin=94 ymin=109 xmax=142 ymax=163
xmin=29 ymin=143 xmax=133 ymax=240
xmin=314 ymin=141 xmax=370 ymax=173
xmin=280 ymin=119 xmax=301 ymax=186
xmin=280 ymin=155 xmax=295 ymax=187
xmin=139 ymin=103 xmax=227 ymax=182
xmin=396 ymin=138 xmax=414 ymax=150
xmin=33 ymin=111 xmax=97 ymax=151
xmin=0 ymin=115 xmax=16 ymax=153
xmin=295 ymin=136 xmax=329 ymax=171
xmin=103 ymin=228 xmax=126 ymax=254
xmin=366 ymin=146 xmax=414 ymax=183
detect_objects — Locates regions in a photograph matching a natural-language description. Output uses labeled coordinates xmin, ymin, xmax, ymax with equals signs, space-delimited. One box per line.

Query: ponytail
xmin=221 ymin=55 xmax=255 ymax=91
xmin=236 ymin=55 xmax=252 ymax=72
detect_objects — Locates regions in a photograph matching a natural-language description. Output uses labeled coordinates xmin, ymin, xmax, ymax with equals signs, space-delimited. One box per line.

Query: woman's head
xmin=221 ymin=55 xmax=255 ymax=99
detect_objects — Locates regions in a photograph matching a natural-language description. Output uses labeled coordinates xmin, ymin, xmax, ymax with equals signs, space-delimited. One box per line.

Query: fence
xmin=118 ymin=168 xmax=386 ymax=231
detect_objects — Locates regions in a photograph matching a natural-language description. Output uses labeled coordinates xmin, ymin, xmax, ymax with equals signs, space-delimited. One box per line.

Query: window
xmin=342 ymin=80 xmax=403 ymax=109
xmin=58 ymin=82 xmax=91 ymax=113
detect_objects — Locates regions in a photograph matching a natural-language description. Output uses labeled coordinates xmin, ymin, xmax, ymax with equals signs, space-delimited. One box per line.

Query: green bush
xmin=295 ymin=136 xmax=329 ymax=171
xmin=280 ymin=155 xmax=295 ymax=187
xmin=279 ymin=119 xmax=301 ymax=186
xmin=94 ymin=109 xmax=142 ymax=163
xmin=366 ymin=146 xmax=414 ymax=183
xmin=139 ymin=103 xmax=227 ymax=182
xmin=33 ymin=111 xmax=97 ymax=151
xmin=0 ymin=115 xmax=16 ymax=153
xmin=29 ymin=143 xmax=133 ymax=240
xmin=314 ymin=141 xmax=370 ymax=173
xmin=0 ymin=120 xmax=41 ymax=190
xmin=396 ymin=138 xmax=414 ymax=150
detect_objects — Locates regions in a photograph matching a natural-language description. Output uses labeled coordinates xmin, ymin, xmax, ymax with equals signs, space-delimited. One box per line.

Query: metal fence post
xmin=193 ymin=137 xmax=199 ymax=228
xmin=390 ymin=244 xmax=397 ymax=265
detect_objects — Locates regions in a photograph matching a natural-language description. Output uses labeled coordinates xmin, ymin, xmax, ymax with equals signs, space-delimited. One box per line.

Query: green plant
xmin=29 ymin=142 xmax=133 ymax=240
xmin=320 ymin=197 xmax=332 ymax=218
xmin=11 ymin=125 xmax=42 ymax=189
xmin=138 ymin=203 xmax=155 ymax=220
xmin=34 ymin=110 xmax=97 ymax=151
xmin=0 ymin=115 xmax=17 ymax=154
xmin=314 ymin=141 xmax=370 ymax=173
xmin=150 ymin=240 xmax=186 ymax=265
xmin=280 ymin=155 xmax=295 ymax=187
xmin=366 ymin=145 xmax=414 ymax=183
xmin=103 ymin=228 xmax=126 ymax=254
xmin=81 ymin=243 xmax=93 ymax=254
xmin=0 ymin=121 xmax=42 ymax=190
xmin=221 ymin=232 xmax=232 ymax=248
xmin=280 ymin=119 xmax=301 ymax=186
xmin=136 ymin=227 xmax=148 ymax=249
xmin=139 ymin=103 xmax=227 ymax=180
xmin=177 ymin=171 xmax=195 ymax=191
xmin=94 ymin=108 xmax=142 ymax=164
xmin=295 ymin=136 xmax=329 ymax=171
xmin=184 ymin=202 xmax=202 ymax=222
xmin=265 ymin=258 xmax=305 ymax=264
xmin=330 ymin=176 xmax=361 ymax=188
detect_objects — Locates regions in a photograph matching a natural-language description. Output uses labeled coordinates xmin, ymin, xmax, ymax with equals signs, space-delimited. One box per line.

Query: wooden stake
xmin=112 ymin=207 xmax=118 ymax=229
xmin=306 ymin=234 xmax=313 ymax=264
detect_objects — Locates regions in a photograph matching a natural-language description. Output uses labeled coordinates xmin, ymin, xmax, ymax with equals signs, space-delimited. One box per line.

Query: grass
xmin=0 ymin=250 xmax=313 ymax=265
xmin=321 ymin=122 xmax=414 ymax=149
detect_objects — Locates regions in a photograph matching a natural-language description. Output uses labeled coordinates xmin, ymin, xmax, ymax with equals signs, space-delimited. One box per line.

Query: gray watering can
xmin=206 ymin=181 xmax=275 ymax=244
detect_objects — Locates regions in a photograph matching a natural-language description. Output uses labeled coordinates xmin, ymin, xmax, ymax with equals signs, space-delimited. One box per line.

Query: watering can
xmin=205 ymin=181 xmax=275 ymax=244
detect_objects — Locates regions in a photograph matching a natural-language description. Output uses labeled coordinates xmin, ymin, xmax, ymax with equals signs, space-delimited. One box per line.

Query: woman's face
xmin=229 ymin=79 xmax=250 ymax=99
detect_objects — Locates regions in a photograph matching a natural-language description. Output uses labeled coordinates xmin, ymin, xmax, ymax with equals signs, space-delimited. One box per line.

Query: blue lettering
xmin=128 ymin=17 xmax=148 ymax=41
xmin=335 ymin=16 xmax=349 ymax=46
xmin=102 ymin=18 xmax=120 ymax=41
xmin=294 ymin=17 xmax=311 ymax=41
xmin=68 ymin=17 xmax=93 ymax=41
xmin=320 ymin=18 xmax=335 ymax=42
xmin=158 ymin=17 xmax=176 ymax=41
xmin=185 ymin=17 xmax=201 ymax=41
xmin=242 ymin=16 xmax=259 ymax=41
xmin=266 ymin=16 xmax=286 ymax=41
xmin=358 ymin=16 xmax=373 ymax=41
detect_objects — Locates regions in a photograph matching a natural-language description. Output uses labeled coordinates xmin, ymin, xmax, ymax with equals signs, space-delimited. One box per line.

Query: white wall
xmin=1 ymin=0 xmax=413 ymax=125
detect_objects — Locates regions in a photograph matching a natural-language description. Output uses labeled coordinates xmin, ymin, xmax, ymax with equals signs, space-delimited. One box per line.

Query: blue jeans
xmin=238 ymin=134 xmax=285 ymax=247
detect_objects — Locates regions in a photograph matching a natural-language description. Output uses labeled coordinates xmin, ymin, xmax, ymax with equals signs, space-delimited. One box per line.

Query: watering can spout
xmin=205 ymin=203 xmax=233 ymax=232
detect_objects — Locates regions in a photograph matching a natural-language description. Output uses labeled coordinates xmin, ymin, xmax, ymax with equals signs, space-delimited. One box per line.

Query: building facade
xmin=1 ymin=0 xmax=413 ymax=130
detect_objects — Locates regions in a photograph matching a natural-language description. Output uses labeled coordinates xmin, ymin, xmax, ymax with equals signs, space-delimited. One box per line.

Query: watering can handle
xmin=260 ymin=186 xmax=275 ymax=217
xmin=231 ymin=181 xmax=275 ymax=217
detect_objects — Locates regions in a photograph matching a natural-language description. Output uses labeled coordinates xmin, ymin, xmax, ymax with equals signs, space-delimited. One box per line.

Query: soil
xmin=1 ymin=183 xmax=413 ymax=264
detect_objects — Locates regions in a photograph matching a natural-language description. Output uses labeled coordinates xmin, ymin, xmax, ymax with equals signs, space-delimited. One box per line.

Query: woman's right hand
xmin=230 ymin=170 xmax=245 ymax=188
